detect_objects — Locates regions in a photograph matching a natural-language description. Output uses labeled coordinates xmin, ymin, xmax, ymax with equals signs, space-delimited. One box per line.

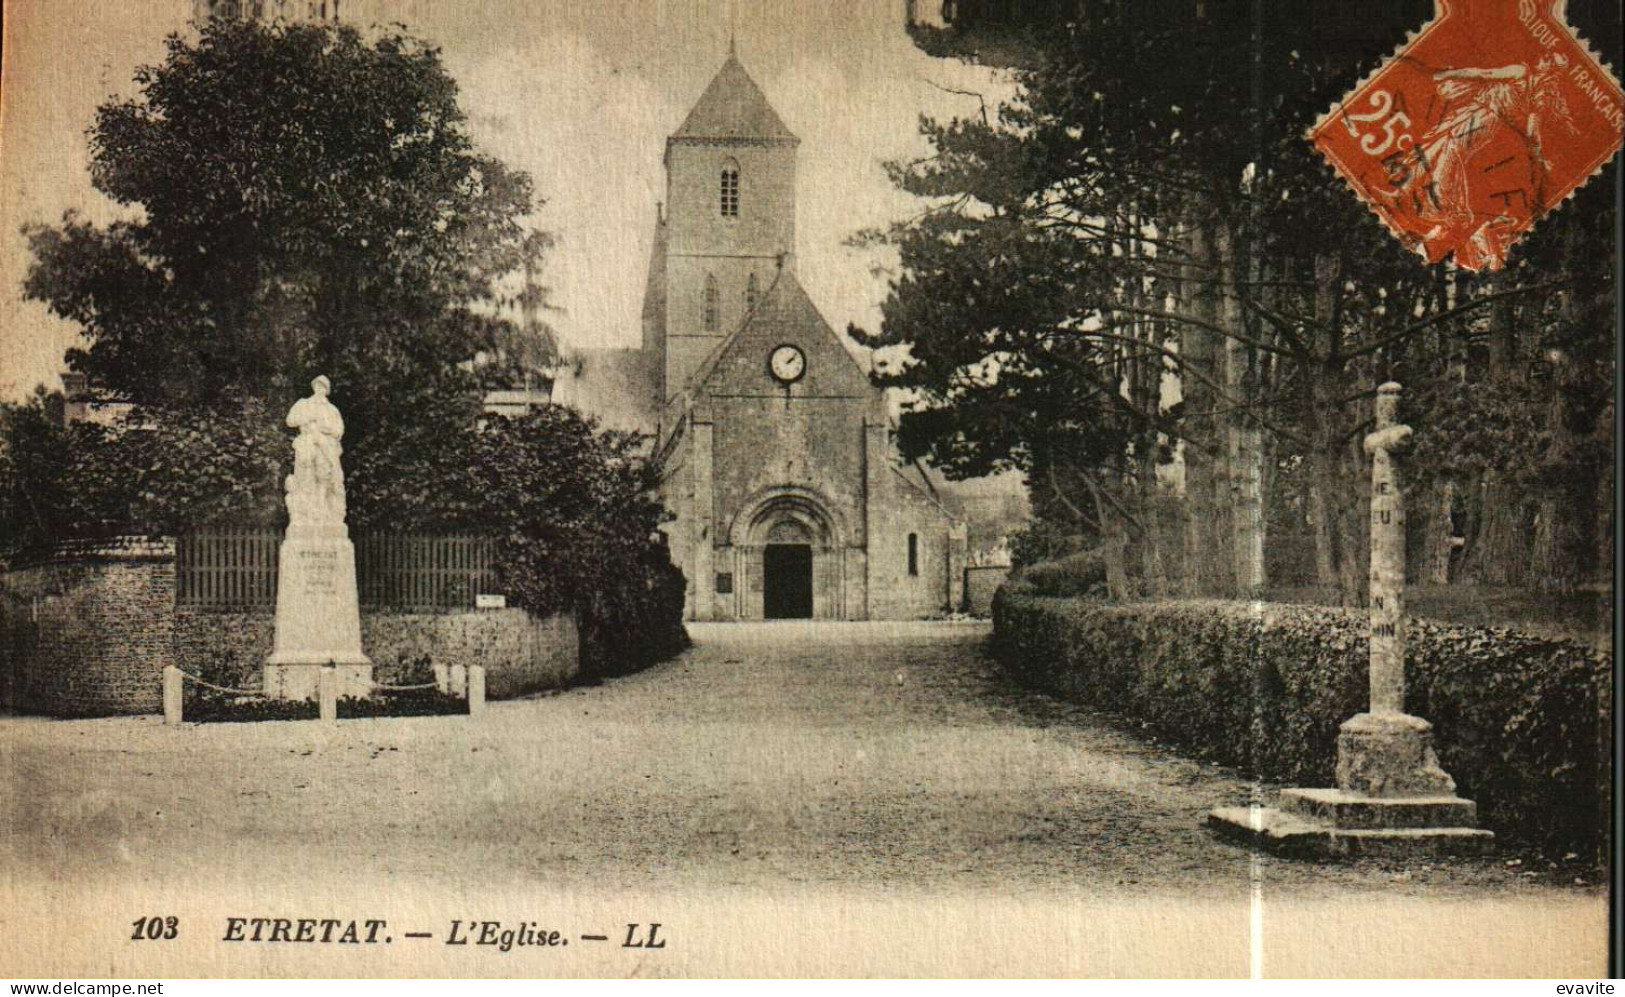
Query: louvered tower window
xmin=745 ymin=272 xmax=759 ymax=314
xmin=720 ymin=162 xmax=740 ymax=217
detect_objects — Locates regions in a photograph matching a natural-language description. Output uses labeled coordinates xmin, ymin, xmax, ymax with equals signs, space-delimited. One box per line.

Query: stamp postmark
xmin=1310 ymin=0 xmax=1624 ymax=270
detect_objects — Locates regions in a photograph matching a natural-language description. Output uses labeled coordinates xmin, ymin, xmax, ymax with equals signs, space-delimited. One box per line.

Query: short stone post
xmin=1209 ymin=383 xmax=1491 ymax=856
xmin=318 ymin=665 xmax=338 ymax=724
xmin=163 ymin=666 xmax=184 ymax=726
xmin=468 ymin=665 xmax=486 ymax=717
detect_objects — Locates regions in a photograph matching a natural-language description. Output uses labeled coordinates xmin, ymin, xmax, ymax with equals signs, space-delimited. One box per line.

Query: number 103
xmin=131 ymin=916 xmax=178 ymax=940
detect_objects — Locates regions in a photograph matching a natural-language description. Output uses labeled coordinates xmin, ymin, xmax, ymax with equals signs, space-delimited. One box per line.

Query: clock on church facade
xmin=605 ymin=49 xmax=968 ymax=621
xmin=768 ymin=345 xmax=806 ymax=383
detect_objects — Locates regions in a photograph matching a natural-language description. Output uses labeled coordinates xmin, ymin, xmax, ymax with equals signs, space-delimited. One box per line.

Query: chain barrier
xmin=174 ymin=669 xmax=267 ymax=698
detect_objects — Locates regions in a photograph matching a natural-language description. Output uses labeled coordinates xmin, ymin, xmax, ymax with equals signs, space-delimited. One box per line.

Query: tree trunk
xmin=1180 ymin=219 xmax=1222 ymax=597
xmin=1220 ymin=223 xmax=1264 ymax=598
xmin=1462 ymin=475 xmax=1528 ymax=586
xmin=1530 ymin=496 xmax=1581 ymax=592
xmin=1308 ymin=252 xmax=1343 ymax=595
xmin=1308 ymin=447 xmax=1345 ymax=594
xmin=1530 ymin=248 xmax=1586 ymax=593
xmin=1487 ymin=283 xmax=1518 ymax=379
xmin=1530 ymin=364 xmax=1583 ymax=592
xmin=1412 ymin=480 xmax=1455 ymax=585
xmin=1336 ymin=424 xmax=1371 ymax=606
xmin=1086 ymin=472 xmax=1134 ymax=601
xmin=1461 ymin=287 xmax=1529 ymax=588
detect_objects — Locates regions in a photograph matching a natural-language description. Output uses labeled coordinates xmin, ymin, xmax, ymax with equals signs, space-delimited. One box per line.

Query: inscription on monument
xmin=1364 ymin=381 xmax=1410 ymax=714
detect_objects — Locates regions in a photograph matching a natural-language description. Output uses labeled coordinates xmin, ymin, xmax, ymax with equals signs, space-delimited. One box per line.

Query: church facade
xmin=623 ymin=52 xmax=968 ymax=621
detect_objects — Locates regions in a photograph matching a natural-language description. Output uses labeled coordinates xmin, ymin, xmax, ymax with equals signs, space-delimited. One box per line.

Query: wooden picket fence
xmin=176 ymin=530 xmax=499 ymax=611
xmin=175 ymin=529 xmax=280 ymax=608
xmin=356 ymin=534 xmax=498 ymax=611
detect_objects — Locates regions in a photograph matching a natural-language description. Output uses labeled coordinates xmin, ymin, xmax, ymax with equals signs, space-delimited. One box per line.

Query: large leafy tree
xmin=449 ymin=409 xmax=687 ymax=676
xmin=21 ymin=17 xmax=550 ymax=527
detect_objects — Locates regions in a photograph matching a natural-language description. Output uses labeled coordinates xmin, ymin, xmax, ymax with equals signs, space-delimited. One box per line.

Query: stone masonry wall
xmin=0 ymin=543 xmax=176 ymax=716
xmin=963 ymin=564 xmax=1012 ymax=617
xmin=1 ymin=544 xmax=579 ymax=716
xmin=171 ymin=607 xmax=579 ymax=700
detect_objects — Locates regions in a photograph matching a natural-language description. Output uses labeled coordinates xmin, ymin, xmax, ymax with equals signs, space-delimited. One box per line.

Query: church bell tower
xmin=657 ymin=50 xmax=800 ymax=403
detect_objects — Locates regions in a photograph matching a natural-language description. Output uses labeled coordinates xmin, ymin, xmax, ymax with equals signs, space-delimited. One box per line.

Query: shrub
xmin=184 ymin=685 xmax=466 ymax=722
xmin=578 ymin=539 xmax=690 ymax=678
xmin=1009 ymin=520 xmax=1091 ymax=569
xmin=339 ymin=687 xmax=466 ymax=718
xmin=184 ymin=689 xmax=318 ymax=723
xmin=1017 ymin=548 xmax=1108 ymax=598
xmin=993 ymin=579 xmax=1609 ymax=857
xmin=453 ymin=407 xmax=688 ymax=680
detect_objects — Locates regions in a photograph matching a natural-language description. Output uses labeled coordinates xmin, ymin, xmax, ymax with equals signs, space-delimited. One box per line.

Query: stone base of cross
xmin=1208 ymin=384 xmax=1492 ymax=858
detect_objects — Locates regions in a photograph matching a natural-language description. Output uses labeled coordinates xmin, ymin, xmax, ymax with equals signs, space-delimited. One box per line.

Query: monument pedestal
xmin=1208 ymin=711 xmax=1492 ymax=858
xmin=264 ymin=527 xmax=372 ymax=701
xmin=1336 ymin=711 xmax=1457 ymax=797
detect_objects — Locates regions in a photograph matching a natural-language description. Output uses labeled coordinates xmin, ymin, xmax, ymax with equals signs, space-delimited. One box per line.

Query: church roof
xmin=671 ymin=53 xmax=798 ymax=144
xmin=551 ymin=348 xmax=660 ymax=435
xmin=683 ymin=267 xmax=872 ymax=404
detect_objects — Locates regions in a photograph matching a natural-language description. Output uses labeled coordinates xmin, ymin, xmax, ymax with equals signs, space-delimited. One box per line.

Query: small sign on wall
xmin=715 ymin=573 xmax=734 ymax=594
xmin=475 ymin=593 xmax=507 ymax=610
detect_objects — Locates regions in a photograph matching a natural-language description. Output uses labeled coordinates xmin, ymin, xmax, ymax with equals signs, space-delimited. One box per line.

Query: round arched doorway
xmin=762 ymin=519 xmax=813 ymax=619
xmin=731 ymin=489 xmax=845 ymax=620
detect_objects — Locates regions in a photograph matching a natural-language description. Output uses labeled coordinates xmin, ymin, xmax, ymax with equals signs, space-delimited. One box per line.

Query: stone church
xmin=562 ymin=51 xmax=969 ymax=621
xmin=171 ymin=1 xmax=995 ymax=621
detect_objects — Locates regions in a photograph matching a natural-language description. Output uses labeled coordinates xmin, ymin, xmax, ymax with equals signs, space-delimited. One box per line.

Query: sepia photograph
xmin=0 ymin=0 xmax=1618 ymax=979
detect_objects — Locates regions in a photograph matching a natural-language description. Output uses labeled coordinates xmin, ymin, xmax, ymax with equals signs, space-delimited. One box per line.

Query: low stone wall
xmin=173 ymin=607 xmax=578 ymax=699
xmin=0 ymin=542 xmax=176 ymax=716
xmin=1 ymin=541 xmax=579 ymax=716
xmin=363 ymin=609 xmax=578 ymax=699
xmin=962 ymin=564 xmax=1011 ymax=616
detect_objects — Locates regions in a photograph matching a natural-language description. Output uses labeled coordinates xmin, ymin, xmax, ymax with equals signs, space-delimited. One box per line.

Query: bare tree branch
xmin=1344 ymin=279 xmax=1572 ymax=361
xmin=924 ymin=78 xmax=990 ymax=127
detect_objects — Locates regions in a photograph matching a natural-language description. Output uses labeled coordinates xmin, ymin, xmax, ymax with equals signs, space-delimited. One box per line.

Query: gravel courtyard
xmin=2 ymin=621 xmax=1606 ymax=977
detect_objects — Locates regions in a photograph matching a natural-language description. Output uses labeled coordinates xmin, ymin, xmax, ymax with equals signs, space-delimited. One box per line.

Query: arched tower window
xmin=720 ymin=160 xmax=740 ymax=217
xmin=908 ymin=534 xmax=920 ymax=576
xmin=702 ymin=274 xmax=719 ymax=331
xmin=744 ymin=272 xmax=760 ymax=314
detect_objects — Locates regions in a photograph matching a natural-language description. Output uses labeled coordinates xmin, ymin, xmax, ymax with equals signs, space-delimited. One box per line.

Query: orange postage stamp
xmin=1310 ymin=0 xmax=1624 ymax=271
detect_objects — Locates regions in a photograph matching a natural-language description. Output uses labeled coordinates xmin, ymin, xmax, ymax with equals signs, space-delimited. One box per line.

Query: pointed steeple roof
xmin=671 ymin=53 xmax=798 ymax=144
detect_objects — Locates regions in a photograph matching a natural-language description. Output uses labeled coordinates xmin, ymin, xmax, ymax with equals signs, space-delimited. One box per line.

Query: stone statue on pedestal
xmin=264 ymin=375 xmax=372 ymax=700
xmin=284 ymin=375 xmax=347 ymax=531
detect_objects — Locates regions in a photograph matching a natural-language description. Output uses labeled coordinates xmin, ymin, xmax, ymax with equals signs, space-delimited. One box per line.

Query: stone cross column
xmin=1335 ymin=382 xmax=1456 ymax=798
xmin=1208 ymin=383 xmax=1491 ymax=853
xmin=1365 ymin=381 xmax=1409 ymax=714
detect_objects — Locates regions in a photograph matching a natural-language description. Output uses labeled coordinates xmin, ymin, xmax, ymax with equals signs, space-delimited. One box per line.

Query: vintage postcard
xmin=0 ymin=0 xmax=1616 ymax=979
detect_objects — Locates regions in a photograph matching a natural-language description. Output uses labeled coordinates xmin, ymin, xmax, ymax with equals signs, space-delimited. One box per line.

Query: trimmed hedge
xmin=1018 ymin=549 xmax=1108 ymax=598
xmin=993 ymin=580 xmax=1610 ymax=857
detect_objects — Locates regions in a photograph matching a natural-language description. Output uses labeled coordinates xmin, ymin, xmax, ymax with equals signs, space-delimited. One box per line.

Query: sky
xmin=0 ymin=0 xmax=1008 ymax=400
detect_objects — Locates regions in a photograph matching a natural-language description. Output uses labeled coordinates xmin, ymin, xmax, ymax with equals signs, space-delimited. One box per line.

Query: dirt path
xmin=1 ymin=621 xmax=1607 ymax=976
